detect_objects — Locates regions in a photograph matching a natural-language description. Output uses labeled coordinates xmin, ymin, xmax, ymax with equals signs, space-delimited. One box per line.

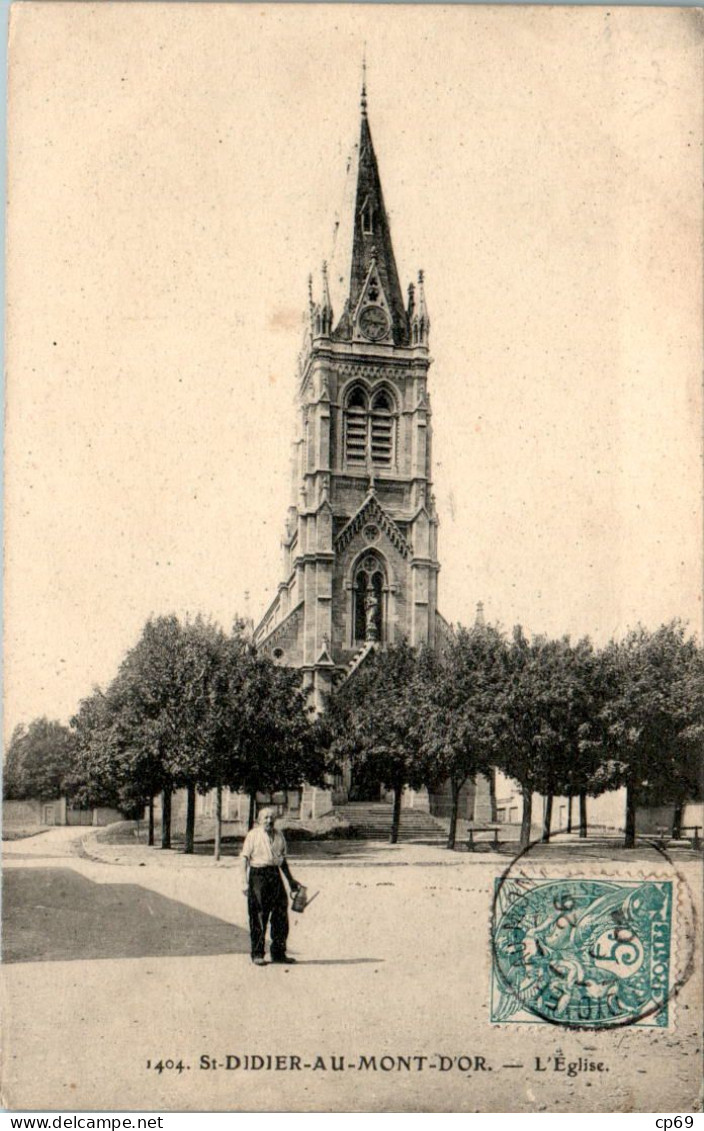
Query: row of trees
xmin=328 ymin=621 xmax=703 ymax=848
xmin=5 ymin=616 xmax=326 ymax=856
xmin=4 ymin=717 xmax=76 ymax=804
xmin=5 ymin=616 xmax=702 ymax=852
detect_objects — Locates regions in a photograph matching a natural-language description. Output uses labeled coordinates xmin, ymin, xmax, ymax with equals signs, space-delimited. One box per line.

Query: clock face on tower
xmin=359 ymin=304 xmax=390 ymax=341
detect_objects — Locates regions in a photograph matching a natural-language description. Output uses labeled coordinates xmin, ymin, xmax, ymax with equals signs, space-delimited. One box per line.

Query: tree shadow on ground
xmin=291 ymin=958 xmax=384 ymax=966
xmin=3 ymin=867 xmax=249 ymax=964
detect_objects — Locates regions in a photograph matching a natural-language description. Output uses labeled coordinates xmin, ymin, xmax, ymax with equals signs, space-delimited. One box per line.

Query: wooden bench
xmin=679 ymin=825 xmax=702 ymax=850
xmin=467 ymin=822 xmax=502 ymax=851
xmin=655 ymin=825 xmax=701 ymax=850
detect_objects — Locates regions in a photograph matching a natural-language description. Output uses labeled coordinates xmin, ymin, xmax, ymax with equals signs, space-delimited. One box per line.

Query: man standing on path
xmin=241 ymin=807 xmax=301 ymax=966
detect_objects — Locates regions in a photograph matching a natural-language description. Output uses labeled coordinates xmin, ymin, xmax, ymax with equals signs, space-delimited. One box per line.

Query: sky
xmin=4 ymin=3 xmax=702 ymax=738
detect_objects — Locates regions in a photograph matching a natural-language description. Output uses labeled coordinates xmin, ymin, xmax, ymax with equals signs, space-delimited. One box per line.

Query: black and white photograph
xmin=2 ymin=3 xmax=703 ymax=1114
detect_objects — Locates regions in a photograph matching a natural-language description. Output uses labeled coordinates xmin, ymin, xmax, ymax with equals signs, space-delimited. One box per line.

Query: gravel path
xmin=2 ymin=827 xmax=701 ymax=1111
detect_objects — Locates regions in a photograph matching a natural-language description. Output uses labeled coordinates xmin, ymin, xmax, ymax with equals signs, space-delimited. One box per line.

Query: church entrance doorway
xmin=348 ymin=762 xmax=385 ymax=802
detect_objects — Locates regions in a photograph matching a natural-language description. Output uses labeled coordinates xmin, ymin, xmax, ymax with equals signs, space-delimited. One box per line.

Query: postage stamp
xmin=491 ymin=877 xmax=673 ymax=1029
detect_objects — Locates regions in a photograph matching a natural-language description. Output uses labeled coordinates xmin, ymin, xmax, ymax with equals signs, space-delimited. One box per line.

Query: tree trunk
xmin=148 ymin=795 xmax=155 ymax=847
xmin=542 ymin=793 xmax=553 ymax=843
xmin=214 ymin=783 xmax=223 ymax=861
xmin=184 ymin=784 xmax=196 ymax=854
xmin=520 ymin=782 xmax=532 ymax=850
xmin=671 ymin=798 xmax=684 ymax=840
xmin=161 ymin=788 xmax=172 ymax=849
xmin=566 ymin=793 xmax=573 ymax=834
xmin=390 ymin=783 xmax=403 ymax=845
xmin=624 ymin=774 xmax=637 ymax=848
xmin=579 ymin=792 xmax=588 ymax=839
xmin=488 ymin=767 xmax=498 ymax=823
xmin=248 ymin=791 xmax=256 ymax=831
xmin=447 ymin=778 xmax=460 ymax=850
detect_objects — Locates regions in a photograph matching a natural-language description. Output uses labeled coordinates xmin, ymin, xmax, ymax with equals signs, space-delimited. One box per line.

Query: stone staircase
xmin=334 ymin=641 xmax=378 ymax=689
xmin=335 ymin=801 xmax=446 ymax=843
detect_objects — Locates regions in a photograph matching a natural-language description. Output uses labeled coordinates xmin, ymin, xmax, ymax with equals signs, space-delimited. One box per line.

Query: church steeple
xmin=256 ymin=75 xmax=440 ymax=720
xmin=332 ymin=88 xmax=410 ymax=346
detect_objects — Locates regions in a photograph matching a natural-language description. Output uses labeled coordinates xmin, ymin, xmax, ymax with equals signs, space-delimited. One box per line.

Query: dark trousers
xmin=248 ymin=866 xmax=289 ymax=960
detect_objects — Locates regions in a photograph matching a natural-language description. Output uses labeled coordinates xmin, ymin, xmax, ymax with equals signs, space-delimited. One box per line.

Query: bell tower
xmin=254 ymin=79 xmax=441 ymax=720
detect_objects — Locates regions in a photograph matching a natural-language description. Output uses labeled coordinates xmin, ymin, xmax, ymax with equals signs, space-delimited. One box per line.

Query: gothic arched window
xmin=344 ymin=385 xmax=395 ymax=468
xmin=344 ymin=386 xmax=368 ymax=465
xmin=353 ymin=554 xmax=387 ymax=644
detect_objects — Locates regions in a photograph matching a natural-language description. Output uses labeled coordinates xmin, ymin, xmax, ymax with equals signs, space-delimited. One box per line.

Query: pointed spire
xmin=361 ymin=49 xmax=368 ymax=118
xmin=307 ymin=272 xmax=314 ymax=317
xmin=331 ymin=90 xmax=409 ymax=345
xmin=320 ymin=260 xmax=333 ymax=335
xmin=322 ymin=260 xmax=331 ymax=307
xmin=411 ymin=268 xmax=430 ymax=345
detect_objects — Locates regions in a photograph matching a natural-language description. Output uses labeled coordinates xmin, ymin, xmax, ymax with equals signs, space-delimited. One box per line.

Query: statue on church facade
xmin=364 ymin=587 xmax=380 ymax=642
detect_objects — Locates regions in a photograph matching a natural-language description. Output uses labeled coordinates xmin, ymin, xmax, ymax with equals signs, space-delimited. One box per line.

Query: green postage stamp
xmin=491 ymin=878 xmax=673 ymax=1028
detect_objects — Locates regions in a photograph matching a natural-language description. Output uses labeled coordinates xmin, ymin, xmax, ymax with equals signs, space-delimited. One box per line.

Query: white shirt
xmin=241 ymin=825 xmax=287 ymax=868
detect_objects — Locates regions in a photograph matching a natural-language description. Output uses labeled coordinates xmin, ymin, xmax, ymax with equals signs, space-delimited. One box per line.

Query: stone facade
xmin=254 ymin=90 xmax=440 ymax=737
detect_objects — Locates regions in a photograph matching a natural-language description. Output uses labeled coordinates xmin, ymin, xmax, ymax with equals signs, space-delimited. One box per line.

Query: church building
xmin=253 ymin=82 xmax=452 ymax=818
xmin=254 ymin=83 xmax=447 ymax=686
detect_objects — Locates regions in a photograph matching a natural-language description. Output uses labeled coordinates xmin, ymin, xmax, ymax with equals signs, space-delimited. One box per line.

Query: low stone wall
xmin=636 ymin=802 xmax=703 ymax=836
xmin=92 ymin=807 xmax=123 ymax=826
xmin=3 ymin=799 xmax=43 ymax=825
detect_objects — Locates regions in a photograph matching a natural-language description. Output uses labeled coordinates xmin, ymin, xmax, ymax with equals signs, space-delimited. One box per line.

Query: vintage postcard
xmin=3 ymin=2 xmax=702 ymax=1114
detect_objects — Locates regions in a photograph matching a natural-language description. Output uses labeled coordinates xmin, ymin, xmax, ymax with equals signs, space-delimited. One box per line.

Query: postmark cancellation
xmin=491 ymin=875 xmax=681 ymax=1030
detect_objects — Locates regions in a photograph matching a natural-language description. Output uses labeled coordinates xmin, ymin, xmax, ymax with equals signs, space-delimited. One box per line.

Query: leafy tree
xmin=69 ymin=684 xmax=167 ymax=840
xmin=600 ymin=622 xmax=704 ymax=847
xmin=3 ymin=725 xmax=30 ymax=800
xmin=160 ymin=617 xmax=232 ymax=853
xmin=421 ymin=624 xmax=509 ymax=849
xmin=67 ymin=615 xmax=325 ymax=855
xmin=67 ymin=689 xmax=123 ymax=810
xmin=182 ymin=632 xmax=325 ymax=846
xmin=494 ymin=629 xmax=593 ymax=849
xmin=190 ymin=623 xmax=253 ymax=857
xmin=327 ymin=641 xmax=429 ymax=844
xmin=552 ymin=639 xmax=627 ymax=839
xmin=3 ymin=718 xmax=76 ymax=801
xmin=228 ymin=655 xmax=327 ymax=830
xmin=92 ymin=614 xmax=204 ymax=851
xmin=529 ymin=636 xmax=614 ymax=842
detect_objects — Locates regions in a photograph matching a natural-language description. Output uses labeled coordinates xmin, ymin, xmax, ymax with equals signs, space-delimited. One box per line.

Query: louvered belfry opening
xmin=344 ymin=385 xmax=394 ymax=468
xmin=370 ymin=389 xmax=393 ymax=466
xmin=345 ymin=386 xmax=368 ymax=465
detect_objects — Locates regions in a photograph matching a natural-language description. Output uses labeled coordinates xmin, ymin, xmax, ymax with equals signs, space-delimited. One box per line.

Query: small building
xmin=2 ymin=796 xmax=121 ymax=829
xmin=494 ymin=772 xmax=703 ymax=839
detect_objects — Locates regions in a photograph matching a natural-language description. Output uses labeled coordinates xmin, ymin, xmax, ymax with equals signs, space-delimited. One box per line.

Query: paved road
xmin=2 ymin=827 xmax=702 ymax=1112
